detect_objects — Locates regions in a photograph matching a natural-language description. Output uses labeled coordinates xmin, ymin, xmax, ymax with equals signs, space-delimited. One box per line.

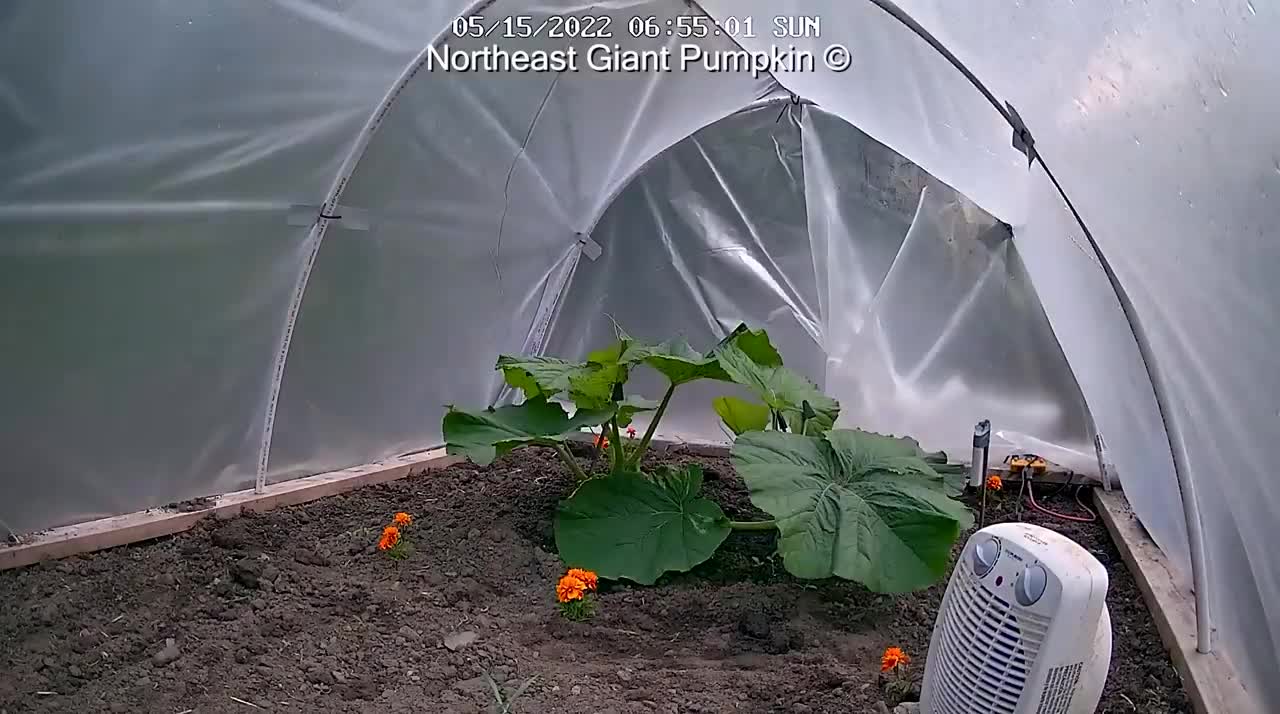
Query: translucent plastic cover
xmin=3 ymin=1 xmax=1276 ymax=706
xmin=0 ymin=0 xmax=475 ymax=532
xmin=889 ymin=0 xmax=1280 ymax=705
xmin=546 ymin=103 xmax=1093 ymax=469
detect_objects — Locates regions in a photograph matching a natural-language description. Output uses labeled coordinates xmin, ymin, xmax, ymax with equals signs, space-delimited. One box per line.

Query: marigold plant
xmin=881 ymin=646 xmax=909 ymax=673
xmin=986 ymin=474 xmax=1003 ymax=492
xmin=556 ymin=568 xmax=599 ymax=621
xmin=566 ymin=567 xmax=598 ymax=591
xmin=377 ymin=513 xmax=414 ymax=560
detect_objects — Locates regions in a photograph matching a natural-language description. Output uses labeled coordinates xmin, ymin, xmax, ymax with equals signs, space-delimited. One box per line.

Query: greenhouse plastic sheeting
xmin=891 ymin=0 xmax=1280 ymax=705
xmin=267 ymin=0 xmax=779 ymax=480
xmin=0 ymin=0 xmax=473 ymax=533
xmin=547 ymin=102 xmax=1094 ymax=471
xmin=3 ymin=0 xmax=1278 ymax=707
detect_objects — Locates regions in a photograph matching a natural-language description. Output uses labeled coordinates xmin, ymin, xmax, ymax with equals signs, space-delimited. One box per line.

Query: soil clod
xmin=150 ymin=639 xmax=181 ymax=667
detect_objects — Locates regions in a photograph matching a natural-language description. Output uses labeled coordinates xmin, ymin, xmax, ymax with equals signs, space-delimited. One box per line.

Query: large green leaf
xmin=496 ymin=354 xmax=624 ymax=411
xmin=638 ymin=337 xmax=732 ymax=385
xmin=837 ymin=429 xmax=965 ymax=495
xmin=554 ymin=465 xmax=731 ymax=585
xmin=442 ymin=398 xmax=614 ymax=466
xmin=713 ymin=396 xmax=771 ymax=435
xmin=731 ymin=429 xmax=974 ymax=593
xmin=716 ymin=344 xmax=840 ymax=433
xmin=712 ymin=323 xmax=783 ymax=367
xmin=496 ymin=355 xmax=583 ymax=400
xmin=583 ymin=323 xmax=787 ymax=390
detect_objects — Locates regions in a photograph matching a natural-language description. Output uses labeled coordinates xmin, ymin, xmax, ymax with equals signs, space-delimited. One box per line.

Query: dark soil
xmin=0 ymin=446 xmax=1189 ymax=713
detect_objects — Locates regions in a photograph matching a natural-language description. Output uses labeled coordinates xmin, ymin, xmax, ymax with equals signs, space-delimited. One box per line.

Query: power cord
xmin=1004 ymin=453 xmax=1097 ymax=523
xmin=1025 ymin=473 xmax=1098 ymax=523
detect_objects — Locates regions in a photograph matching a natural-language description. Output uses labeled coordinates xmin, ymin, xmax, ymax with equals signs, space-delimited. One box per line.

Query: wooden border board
xmin=0 ymin=450 xmax=459 ymax=572
xmin=1094 ymin=489 xmax=1259 ymax=714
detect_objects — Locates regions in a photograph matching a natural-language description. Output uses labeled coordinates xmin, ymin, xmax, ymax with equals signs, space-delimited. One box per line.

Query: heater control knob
xmin=1015 ymin=564 xmax=1048 ymax=606
xmin=972 ymin=536 xmax=1001 ymax=577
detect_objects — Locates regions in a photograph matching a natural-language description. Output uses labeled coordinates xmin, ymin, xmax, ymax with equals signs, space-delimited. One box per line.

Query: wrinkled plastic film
xmin=546 ymin=104 xmax=1094 ymax=467
xmin=892 ymin=0 xmax=1280 ymax=704
xmin=801 ymin=110 xmax=1095 ymax=469
xmin=699 ymin=0 xmax=1026 ymax=223
xmin=543 ymin=103 xmax=826 ymax=444
xmin=0 ymin=0 xmax=473 ymax=530
xmin=266 ymin=0 xmax=778 ymax=479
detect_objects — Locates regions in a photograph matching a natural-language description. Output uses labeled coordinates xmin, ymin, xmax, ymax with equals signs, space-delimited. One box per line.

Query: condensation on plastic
xmin=892 ymin=0 xmax=1280 ymax=706
xmin=544 ymin=103 xmax=1095 ymax=470
xmin=0 ymin=0 xmax=473 ymax=531
xmin=265 ymin=0 xmax=778 ymax=480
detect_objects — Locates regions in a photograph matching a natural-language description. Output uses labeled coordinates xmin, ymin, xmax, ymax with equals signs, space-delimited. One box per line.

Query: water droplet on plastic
xmin=1248 ymin=0 xmax=1257 ymax=15
xmin=1073 ymin=99 xmax=1089 ymax=115
xmin=1133 ymin=135 xmax=1142 ymax=146
xmin=1216 ymin=76 xmax=1229 ymax=97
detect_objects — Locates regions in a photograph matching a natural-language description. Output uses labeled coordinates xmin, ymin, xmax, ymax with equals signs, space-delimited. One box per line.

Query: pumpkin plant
xmin=441 ymin=323 xmax=972 ymax=592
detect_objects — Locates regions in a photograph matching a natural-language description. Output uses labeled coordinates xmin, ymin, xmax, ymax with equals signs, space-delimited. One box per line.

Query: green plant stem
xmin=729 ymin=519 xmax=778 ymax=531
xmin=552 ymin=443 xmax=590 ymax=482
xmin=608 ymin=417 xmax=624 ymax=471
xmin=628 ymin=383 xmax=676 ymax=469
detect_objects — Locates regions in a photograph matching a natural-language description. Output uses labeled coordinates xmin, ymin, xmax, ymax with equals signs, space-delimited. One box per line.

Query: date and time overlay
xmin=436 ymin=14 xmax=850 ymax=76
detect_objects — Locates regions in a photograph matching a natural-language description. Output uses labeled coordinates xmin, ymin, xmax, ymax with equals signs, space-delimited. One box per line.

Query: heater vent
xmin=1035 ymin=662 xmax=1082 ymax=713
xmin=923 ymin=565 xmax=1052 ymax=713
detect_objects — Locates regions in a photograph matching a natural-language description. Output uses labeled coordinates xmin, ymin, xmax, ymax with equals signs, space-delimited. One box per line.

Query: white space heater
xmin=920 ymin=523 xmax=1112 ymax=714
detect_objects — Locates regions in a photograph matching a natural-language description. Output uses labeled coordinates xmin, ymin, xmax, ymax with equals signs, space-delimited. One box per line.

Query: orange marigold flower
xmin=986 ymin=474 xmax=1003 ymax=491
xmin=393 ymin=512 xmax=413 ymax=527
xmin=626 ymin=426 xmax=637 ymax=438
xmin=594 ymin=432 xmax=609 ymax=449
xmin=881 ymin=646 xmax=909 ymax=672
xmin=567 ymin=568 xmax=598 ymax=591
xmin=378 ymin=525 xmax=401 ymax=551
xmin=557 ymin=574 xmax=586 ymax=603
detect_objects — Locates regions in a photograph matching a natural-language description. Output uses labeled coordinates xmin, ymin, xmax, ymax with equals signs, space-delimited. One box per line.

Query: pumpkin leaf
xmin=712 ymin=396 xmax=772 ymax=435
xmin=731 ymin=429 xmax=973 ymax=592
xmin=715 ymin=344 xmax=839 ymax=433
xmin=496 ymin=355 xmax=584 ymax=400
xmin=554 ymin=465 xmax=731 ymax=585
xmin=442 ymin=398 xmax=614 ymax=466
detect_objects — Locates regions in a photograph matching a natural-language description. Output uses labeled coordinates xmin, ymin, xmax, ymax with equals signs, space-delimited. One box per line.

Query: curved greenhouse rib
xmin=252 ymin=0 xmax=502 ymax=496
xmin=861 ymin=0 xmax=1213 ymax=654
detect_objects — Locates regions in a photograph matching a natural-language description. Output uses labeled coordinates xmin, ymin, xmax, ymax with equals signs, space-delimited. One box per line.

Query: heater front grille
xmin=1035 ymin=662 xmax=1082 ymax=713
xmin=923 ymin=565 xmax=1053 ymax=713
